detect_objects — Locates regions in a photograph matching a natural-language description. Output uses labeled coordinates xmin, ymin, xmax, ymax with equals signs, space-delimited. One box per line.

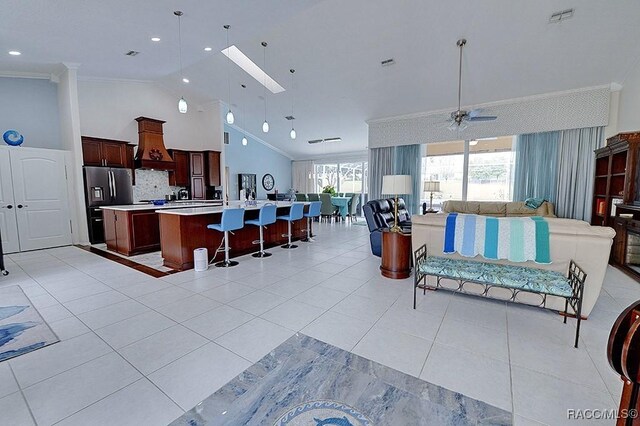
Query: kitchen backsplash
xmin=133 ymin=169 xmax=182 ymax=202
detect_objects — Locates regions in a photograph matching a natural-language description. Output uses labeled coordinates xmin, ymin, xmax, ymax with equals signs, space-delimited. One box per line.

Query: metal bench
xmin=413 ymin=244 xmax=587 ymax=348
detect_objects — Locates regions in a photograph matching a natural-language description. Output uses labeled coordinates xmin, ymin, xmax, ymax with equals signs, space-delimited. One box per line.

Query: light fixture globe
xmin=290 ymin=128 xmax=296 ymax=140
xmin=242 ymin=137 xmax=248 ymax=146
xmin=262 ymin=120 xmax=269 ymax=133
xmin=226 ymin=109 xmax=235 ymax=124
xmin=178 ymin=97 xmax=188 ymax=113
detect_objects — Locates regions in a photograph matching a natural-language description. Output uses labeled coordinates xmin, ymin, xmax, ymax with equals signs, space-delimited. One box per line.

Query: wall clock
xmin=262 ymin=173 xmax=275 ymax=191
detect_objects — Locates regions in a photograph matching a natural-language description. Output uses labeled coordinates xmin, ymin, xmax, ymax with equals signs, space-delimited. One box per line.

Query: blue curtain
xmin=555 ymin=127 xmax=604 ymax=221
xmin=394 ymin=144 xmax=421 ymax=214
xmin=513 ymin=131 xmax=560 ymax=203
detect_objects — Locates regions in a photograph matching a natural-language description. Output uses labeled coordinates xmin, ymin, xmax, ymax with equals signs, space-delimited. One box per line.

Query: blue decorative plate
xmin=274 ymin=400 xmax=373 ymax=426
xmin=3 ymin=130 xmax=24 ymax=146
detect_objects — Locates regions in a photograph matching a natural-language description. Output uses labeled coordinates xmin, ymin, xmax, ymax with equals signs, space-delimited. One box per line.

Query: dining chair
xmin=319 ymin=193 xmax=337 ymax=223
xmin=348 ymin=193 xmax=360 ymax=222
xmin=295 ymin=193 xmax=308 ymax=202
xmin=307 ymin=193 xmax=320 ymax=202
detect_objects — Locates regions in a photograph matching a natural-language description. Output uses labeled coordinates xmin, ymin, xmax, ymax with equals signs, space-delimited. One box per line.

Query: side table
xmin=380 ymin=229 xmax=412 ymax=279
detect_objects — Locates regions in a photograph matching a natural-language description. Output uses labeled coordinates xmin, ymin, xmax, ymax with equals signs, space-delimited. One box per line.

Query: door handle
xmin=17 ymin=204 xmax=27 ymax=209
xmin=1 ymin=205 xmax=12 ymax=209
xmin=112 ymin=171 xmax=117 ymax=199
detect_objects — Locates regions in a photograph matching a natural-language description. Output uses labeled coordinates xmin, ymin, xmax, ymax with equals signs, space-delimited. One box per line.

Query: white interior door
xmin=9 ymin=148 xmax=72 ymax=251
xmin=0 ymin=152 xmax=20 ymax=253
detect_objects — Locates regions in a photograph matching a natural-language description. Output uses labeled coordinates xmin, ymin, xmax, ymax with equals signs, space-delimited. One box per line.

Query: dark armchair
xmin=363 ymin=198 xmax=412 ymax=257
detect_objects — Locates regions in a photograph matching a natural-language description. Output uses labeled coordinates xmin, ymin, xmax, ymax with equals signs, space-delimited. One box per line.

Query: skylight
xmin=222 ymin=45 xmax=285 ymax=94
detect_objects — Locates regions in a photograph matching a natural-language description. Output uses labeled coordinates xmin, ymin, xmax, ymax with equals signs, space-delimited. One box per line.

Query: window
xmin=421 ymin=136 xmax=514 ymax=208
xmin=314 ymin=161 xmax=368 ymax=195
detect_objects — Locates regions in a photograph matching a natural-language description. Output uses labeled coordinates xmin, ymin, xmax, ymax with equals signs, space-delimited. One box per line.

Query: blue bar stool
xmin=277 ymin=202 xmax=305 ymax=249
xmin=207 ymin=208 xmax=245 ymax=267
xmin=302 ymin=201 xmax=322 ymax=242
xmin=245 ymin=203 xmax=277 ymax=258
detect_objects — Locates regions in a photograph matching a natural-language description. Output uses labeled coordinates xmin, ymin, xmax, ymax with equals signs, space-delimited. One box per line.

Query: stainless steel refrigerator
xmin=84 ymin=166 xmax=134 ymax=244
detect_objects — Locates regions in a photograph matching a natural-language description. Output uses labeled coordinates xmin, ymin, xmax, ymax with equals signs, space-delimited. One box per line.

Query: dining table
xmin=331 ymin=196 xmax=351 ymax=219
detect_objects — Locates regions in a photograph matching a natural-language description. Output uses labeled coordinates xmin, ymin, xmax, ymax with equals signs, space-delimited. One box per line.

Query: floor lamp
xmin=423 ymin=181 xmax=441 ymax=213
xmin=382 ymin=175 xmax=412 ymax=233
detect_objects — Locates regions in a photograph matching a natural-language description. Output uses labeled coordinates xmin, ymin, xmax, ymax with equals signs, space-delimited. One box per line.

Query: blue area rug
xmin=0 ymin=286 xmax=59 ymax=362
xmin=170 ymin=334 xmax=511 ymax=425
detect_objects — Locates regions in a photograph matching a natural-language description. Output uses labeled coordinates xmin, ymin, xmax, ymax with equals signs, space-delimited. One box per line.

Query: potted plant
xmin=322 ymin=185 xmax=336 ymax=196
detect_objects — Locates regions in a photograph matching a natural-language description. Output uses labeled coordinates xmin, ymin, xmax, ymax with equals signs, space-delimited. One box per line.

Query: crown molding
xmin=0 ymin=71 xmax=54 ymax=80
xmin=77 ymin=75 xmax=154 ymax=84
xmin=366 ymin=84 xmax=613 ymax=124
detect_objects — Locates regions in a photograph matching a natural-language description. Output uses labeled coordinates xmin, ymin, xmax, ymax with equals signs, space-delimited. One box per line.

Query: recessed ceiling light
xmin=8 ymin=51 xmax=21 ymax=56
xmin=125 ymin=50 xmax=140 ymax=56
xmin=151 ymin=37 xmax=161 ymax=42
xmin=204 ymin=47 xmax=212 ymax=52
xmin=222 ymin=45 xmax=285 ymax=94
xmin=182 ymin=78 xmax=189 ymax=83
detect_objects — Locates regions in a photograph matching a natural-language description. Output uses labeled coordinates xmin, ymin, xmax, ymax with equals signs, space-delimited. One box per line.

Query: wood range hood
xmin=134 ymin=116 xmax=175 ymax=170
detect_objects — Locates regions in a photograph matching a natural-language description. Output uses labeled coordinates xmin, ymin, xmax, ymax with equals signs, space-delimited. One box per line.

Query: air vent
xmin=308 ymin=139 xmax=323 ymax=144
xmin=285 ymin=116 xmax=295 ymax=121
xmin=224 ymin=132 xmax=230 ymax=145
xmin=125 ymin=50 xmax=140 ymax=56
xmin=549 ymin=8 xmax=574 ymax=23
xmin=381 ymin=58 xmax=395 ymax=66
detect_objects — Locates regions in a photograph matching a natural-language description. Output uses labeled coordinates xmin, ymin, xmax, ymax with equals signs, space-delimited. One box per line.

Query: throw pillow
xmin=524 ymin=197 xmax=545 ymax=209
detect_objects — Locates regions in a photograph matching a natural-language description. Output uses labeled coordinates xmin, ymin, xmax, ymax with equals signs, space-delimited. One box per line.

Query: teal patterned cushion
xmin=418 ymin=256 xmax=572 ymax=297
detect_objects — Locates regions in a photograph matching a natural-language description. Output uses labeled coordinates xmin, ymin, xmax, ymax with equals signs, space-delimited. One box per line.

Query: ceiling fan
xmin=448 ymin=39 xmax=497 ymax=130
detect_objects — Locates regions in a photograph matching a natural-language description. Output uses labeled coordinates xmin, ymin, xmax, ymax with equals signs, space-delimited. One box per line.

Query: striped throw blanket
xmin=443 ymin=213 xmax=551 ymax=264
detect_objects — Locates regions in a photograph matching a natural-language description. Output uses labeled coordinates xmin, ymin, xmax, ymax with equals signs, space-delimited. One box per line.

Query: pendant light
xmin=240 ymin=84 xmax=248 ymax=146
xmin=224 ymin=25 xmax=234 ymax=124
xmin=261 ymin=42 xmax=269 ymax=133
xmin=174 ymin=11 xmax=187 ymax=113
xmin=289 ymin=68 xmax=296 ymax=140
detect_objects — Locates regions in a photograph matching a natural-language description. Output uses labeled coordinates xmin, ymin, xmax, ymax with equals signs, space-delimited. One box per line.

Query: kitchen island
xmin=157 ymin=201 xmax=310 ymax=270
xmin=100 ymin=201 xmax=223 ymax=256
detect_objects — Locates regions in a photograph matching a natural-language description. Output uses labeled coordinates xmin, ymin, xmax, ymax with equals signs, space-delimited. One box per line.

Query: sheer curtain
xmin=292 ymin=160 xmax=315 ymax=193
xmin=513 ymin=126 xmax=604 ymax=221
xmin=555 ymin=127 xmax=604 ymax=221
xmin=394 ymin=144 xmax=421 ymax=214
xmin=368 ymin=147 xmax=395 ymax=201
xmin=513 ymin=131 xmax=560 ymax=203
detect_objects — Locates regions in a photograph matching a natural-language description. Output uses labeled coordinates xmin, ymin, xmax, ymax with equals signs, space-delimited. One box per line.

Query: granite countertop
xmin=156 ymin=200 xmax=308 ymax=216
xmin=100 ymin=201 xmax=223 ymax=212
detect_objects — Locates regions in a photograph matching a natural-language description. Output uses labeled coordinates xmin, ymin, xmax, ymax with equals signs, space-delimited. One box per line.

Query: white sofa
xmin=412 ymin=214 xmax=616 ymax=317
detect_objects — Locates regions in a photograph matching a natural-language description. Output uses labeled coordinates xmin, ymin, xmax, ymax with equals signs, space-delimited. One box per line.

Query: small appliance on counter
xmin=178 ymin=188 xmax=190 ymax=200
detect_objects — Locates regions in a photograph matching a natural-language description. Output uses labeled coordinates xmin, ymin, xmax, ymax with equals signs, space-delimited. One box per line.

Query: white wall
xmin=77 ymin=79 xmax=222 ymax=151
xmin=618 ymin=64 xmax=640 ymax=132
xmin=0 ymin=77 xmax=62 ymax=149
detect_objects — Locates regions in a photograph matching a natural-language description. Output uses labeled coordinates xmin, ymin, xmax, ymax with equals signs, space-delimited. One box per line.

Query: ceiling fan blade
xmin=467 ymin=116 xmax=497 ymax=122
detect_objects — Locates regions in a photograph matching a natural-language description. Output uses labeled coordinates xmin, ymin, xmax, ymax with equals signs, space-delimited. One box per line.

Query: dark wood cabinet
xmin=190 ymin=152 xmax=204 ymax=176
xmin=168 ymin=150 xmax=190 ymax=186
xmin=191 ymin=177 xmax=206 ymax=200
xmin=206 ymin=151 xmax=221 ymax=187
xmin=592 ymin=132 xmax=640 ymax=227
xmin=81 ymin=136 xmax=132 ymax=168
xmin=103 ymin=208 xmax=160 ymax=256
xmin=190 ymin=152 xmax=205 ymax=199
xmin=82 ymin=139 xmax=103 ymax=166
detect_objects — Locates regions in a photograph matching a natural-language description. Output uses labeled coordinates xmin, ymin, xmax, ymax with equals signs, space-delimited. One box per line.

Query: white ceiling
xmin=2 ymin=0 xmax=640 ymax=159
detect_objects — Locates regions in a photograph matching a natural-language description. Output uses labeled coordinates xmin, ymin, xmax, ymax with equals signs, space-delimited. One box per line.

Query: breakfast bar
xmin=157 ymin=201 xmax=310 ymax=270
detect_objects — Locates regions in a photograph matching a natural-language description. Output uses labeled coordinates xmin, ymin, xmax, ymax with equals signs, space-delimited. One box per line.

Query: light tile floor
xmin=0 ymin=221 xmax=632 ymax=425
